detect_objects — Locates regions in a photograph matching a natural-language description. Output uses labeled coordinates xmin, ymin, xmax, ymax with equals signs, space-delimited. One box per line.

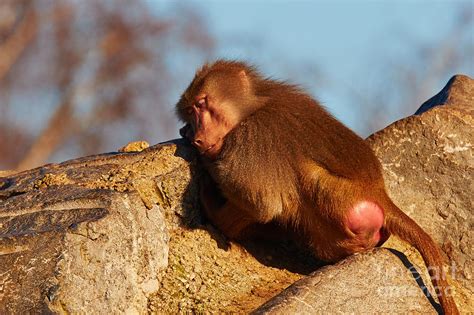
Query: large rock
xmin=254 ymin=249 xmax=439 ymax=314
xmin=0 ymin=141 xmax=198 ymax=313
xmin=369 ymin=74 xmax=473 ymax=311
xmin=252 ymin=75 xmax=473 ymax=313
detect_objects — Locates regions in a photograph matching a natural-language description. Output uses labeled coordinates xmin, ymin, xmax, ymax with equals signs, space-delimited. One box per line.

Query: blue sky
xmin=151 ymin=0 xmax=473 ymax=136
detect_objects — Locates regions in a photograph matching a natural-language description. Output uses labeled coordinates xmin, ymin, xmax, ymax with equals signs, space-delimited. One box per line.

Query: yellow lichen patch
xmin=118 ymin=141 xmax=150 ymax=153
xmin=88 ymin=171 xmax=133 ymax=192
xmin=34 ymin=173 xmax=72 ymax=189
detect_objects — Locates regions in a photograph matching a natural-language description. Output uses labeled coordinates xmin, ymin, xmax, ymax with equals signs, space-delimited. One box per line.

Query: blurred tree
xmin=0 ymin=0 xmax=213 ymax=170
xmin=351 ymin=6 xmax=473 ymax=135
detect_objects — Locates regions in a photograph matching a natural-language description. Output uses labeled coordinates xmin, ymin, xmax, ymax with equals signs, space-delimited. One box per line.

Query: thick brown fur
xmin=176 ymin=60 xmax=459 ymax=314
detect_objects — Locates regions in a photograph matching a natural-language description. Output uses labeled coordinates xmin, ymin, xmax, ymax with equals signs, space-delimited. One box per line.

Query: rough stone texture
xmin=415 ymin=75 xmax=473 ymax=115
xmin=254 ymin=249 xmax=438 ymax=314
xmin=1 ymin=138 xmax=311 ymax=314
xmin=0 ymin=140 xmax=197 ymax=313
xmin=252 ymin=74 xmax=473 ymax=314
xmin=368 ymin=75 xmax=473 ymax=312
xmin=0 ymin=231 xmax=64 ymax=314
xmin=49 ymin=193 xmax=167 ymax=314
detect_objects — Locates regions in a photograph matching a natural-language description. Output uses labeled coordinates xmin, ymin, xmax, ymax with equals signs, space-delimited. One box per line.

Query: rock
xmin=368 ymin=74 xmax=473 ymax=311
xmin=1 ymin=189 xmax=167 ymax=313
xmin=253 ymin=74 xmax=473 ymax=313
xmin=0 ymin=170 xmax=16 ymax=177
xmin=0 ymin=140 xmax=198 ymax=313
xmin=50 ymin=192 xmax=167 ymax=314
xmin=253 ymin=249 xmax=438 ymax=314
xmin=415 ymin=75 xmax=473 ymax=115
xmin=118 ymin=140 xmax=150 ymax=152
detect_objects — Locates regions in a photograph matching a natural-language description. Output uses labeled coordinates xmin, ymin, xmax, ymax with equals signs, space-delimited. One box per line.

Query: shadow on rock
xmin=388 ymin=248 xmax=442 ymax=314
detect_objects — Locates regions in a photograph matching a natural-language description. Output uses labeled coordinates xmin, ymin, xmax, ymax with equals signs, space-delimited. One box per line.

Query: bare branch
xmin=0 ymin=5 xmax=37 ymax=82
xmin=16 ymin=95 xmax=75 ymax=171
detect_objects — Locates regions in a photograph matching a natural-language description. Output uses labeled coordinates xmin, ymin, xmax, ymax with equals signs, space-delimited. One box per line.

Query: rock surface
xmin=369 ymin=74 xmax=474 ymax=312
xmin=0 ymin=75 xmax=472 ymax=314
xmin=0 ymin=141 xmax=196 ymax=313
xmin=254 ymin=249 xmax=438 ymax=314
xmin=415 ymin=75 xmax=473 ymax=114
xmin=251 ymin=74 xmax=473 ymax=313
